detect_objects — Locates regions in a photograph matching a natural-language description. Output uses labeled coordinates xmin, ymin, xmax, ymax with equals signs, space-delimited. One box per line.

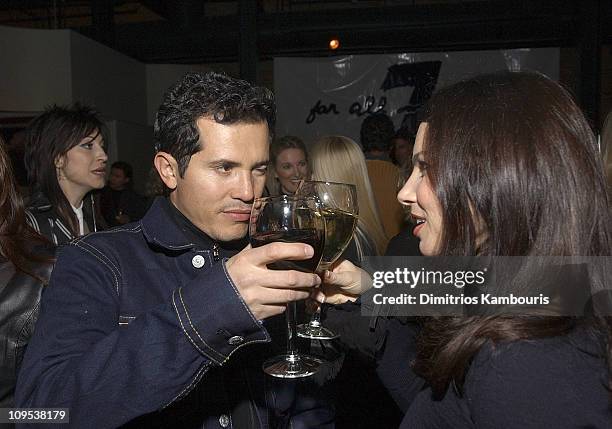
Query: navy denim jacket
xmin=15 ymin=198 xmax=332 ymax=428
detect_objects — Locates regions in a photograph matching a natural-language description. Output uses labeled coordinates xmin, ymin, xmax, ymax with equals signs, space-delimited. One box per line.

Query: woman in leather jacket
xmin=0 ymin=137 xmax=54 ymax=411
xmin=24 ymin=104 xmax=107 ymax=244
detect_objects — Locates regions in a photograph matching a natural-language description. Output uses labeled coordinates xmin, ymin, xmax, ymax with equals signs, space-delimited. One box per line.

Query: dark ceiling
xmin=0 ymin=0 xmax=610 ymax=64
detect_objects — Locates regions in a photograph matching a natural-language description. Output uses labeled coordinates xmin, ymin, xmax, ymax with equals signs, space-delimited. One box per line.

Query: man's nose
xmin=233 ymin=171 xmax=254 ymax=201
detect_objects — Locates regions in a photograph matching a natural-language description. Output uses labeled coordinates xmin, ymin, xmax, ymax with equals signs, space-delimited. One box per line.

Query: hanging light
xmin=329 ymin=38 xmax=340 ymax=50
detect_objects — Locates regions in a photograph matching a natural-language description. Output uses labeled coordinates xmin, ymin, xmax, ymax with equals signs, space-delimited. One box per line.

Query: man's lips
xmin=92 ymin=168 xmax=106 ymax=176
xmin=224 ymin=210 xmax=251 ymax=222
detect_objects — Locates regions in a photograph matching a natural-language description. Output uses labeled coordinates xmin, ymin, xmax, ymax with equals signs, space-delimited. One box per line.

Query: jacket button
xmin=228 ymin=336 xmax=244 ymax=346
xmin=219 ymin=414 xmax=230 ymax=428
xmin=191 ymin=255 xmax=205 ymax=268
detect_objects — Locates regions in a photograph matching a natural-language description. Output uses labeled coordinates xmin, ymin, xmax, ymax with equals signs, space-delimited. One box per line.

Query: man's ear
xmin=154 ymin=152 xmax=180 ymax=191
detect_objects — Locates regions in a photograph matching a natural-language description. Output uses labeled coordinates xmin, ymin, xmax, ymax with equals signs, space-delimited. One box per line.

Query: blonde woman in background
xmin=310 ymin=136 xmax=399 ymax=428
xmin=310 ymin=135 xmax=388 ymax=260
xmin=266 ymin=135 xmax=310 ymax=196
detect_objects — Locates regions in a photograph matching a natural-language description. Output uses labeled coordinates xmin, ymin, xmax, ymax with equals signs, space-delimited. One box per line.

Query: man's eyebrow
xmin=207 ymin=159 xmax=270 ymax=169
xmin=208 ymin=159 xmax=241 ymax=168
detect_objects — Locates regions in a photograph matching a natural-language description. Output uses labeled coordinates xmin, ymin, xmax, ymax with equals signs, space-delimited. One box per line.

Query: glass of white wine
xmin=295 ymin=181 xmax=358 ymax=340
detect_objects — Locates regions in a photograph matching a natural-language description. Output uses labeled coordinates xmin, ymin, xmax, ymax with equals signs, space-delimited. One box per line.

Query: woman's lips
xmin=411 ymin=215 xmax=426 ymax=237
xmin=413 ymin=221 xmax=425 ymax=237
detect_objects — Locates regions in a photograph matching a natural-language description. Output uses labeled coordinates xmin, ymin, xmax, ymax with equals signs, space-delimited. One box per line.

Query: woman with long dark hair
xmin=325 ymin=71 xmax=611 ymax=427
xmin=24 ymin=104 xmax=107 ymax=244
xmin=0 ymin=136 xmax=53 ymax=411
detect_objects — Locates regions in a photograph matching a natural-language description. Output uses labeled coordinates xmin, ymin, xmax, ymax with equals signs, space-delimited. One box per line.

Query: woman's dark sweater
xmin=401 ymin=328 xmax=611 ymax=428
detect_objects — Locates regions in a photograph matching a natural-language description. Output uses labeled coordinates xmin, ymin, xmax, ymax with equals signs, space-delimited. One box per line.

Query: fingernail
xmin=304 ymin=245 xmax=314 ymax=257
xmin=318 ymin=292 xmax=326 ymax=304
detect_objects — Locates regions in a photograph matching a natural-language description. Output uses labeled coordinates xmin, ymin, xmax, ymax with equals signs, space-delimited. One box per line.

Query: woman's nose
xmin=397 ymin=170 xmax=417 ymax=205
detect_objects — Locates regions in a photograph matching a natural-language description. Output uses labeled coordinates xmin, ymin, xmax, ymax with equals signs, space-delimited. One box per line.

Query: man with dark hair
xmin=17 ymin=72 xmax=331 ymax=427
xmin=360 ymin=112 xmax=395 ymax=160
xmin=99 ymin=161 xmax=147 ymax=226
xmin=389 ymin=127 xmax=415 ymax=168
xmin=110 ymin=160 xmax=133 ymax=181
xmin=359 ymin=113 xmax=405 ymax=240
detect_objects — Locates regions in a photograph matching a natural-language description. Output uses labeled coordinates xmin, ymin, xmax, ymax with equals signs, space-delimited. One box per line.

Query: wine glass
xmin=295 ymin=181 xmax=359 ymax=340
xmin=249 ymin=195 xmax=326 ymax=378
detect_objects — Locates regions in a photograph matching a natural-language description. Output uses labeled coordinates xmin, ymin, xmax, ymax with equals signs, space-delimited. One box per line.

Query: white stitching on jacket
xmin=172 ymin=290 xmax=206 ymax=357
xmin=74 ymin=242 xmax=121 ymax=295
xmin=221 ymin=259 xmax=266 ymax=328
xmin=177 ymin=288 xmax=224 ymax=363
xmin=163 ymin=360 xmax=211 ymax=408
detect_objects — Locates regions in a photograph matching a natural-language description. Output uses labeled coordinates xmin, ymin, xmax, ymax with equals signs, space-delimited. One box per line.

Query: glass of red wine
xmin=250 ymin=195 xmax=326 ymax=378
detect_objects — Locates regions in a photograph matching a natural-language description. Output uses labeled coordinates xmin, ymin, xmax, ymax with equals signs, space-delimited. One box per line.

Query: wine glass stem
xmin=309 ymin=271 xmax=325 ymax=328
xmin=309 ymin=308 xmax=322 ymax=327
xmin=286 ymin=301 xmax=300 ymax=360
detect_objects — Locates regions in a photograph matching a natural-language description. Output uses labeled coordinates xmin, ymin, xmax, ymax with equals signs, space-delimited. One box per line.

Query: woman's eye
xmin=416 ymin=160 xmax=428 ymax=177
xmin=80 ymin=143 xmax=93 ymax=150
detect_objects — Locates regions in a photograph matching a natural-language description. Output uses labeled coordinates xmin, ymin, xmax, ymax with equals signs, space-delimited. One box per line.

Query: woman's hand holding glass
xmin=311 ymin=260 xmax=373 ymax=305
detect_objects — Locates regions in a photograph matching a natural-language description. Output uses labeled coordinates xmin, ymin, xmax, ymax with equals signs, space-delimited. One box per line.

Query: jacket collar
xmin=141 ymin=197 xmax=249 ymax=256
xmin=140 ymin=197 xmax=196 ymax=251
xmin=27 ymin=190 xmax=97 ymax=234
xmin=27 ymin=189 xmax=53 ymax=212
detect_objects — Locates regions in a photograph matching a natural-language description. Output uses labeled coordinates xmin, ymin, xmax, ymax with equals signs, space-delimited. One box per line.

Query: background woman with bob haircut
xmin=323 ymin=71 xmax=612 ymax=427
xmin=24 ymin=104 xmax=107 ymax=244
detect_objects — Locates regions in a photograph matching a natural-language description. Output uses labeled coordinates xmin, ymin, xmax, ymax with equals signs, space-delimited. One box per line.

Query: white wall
xmin=0 ymin=26 xmax=72 ymax=113
xmin=106 ymin=120 xmax=154 ymax=194
xmin=70 ymin=32 xmax=147 ymax=125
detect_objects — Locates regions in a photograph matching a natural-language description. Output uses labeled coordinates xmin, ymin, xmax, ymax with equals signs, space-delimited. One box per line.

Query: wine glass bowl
xmin=294 ymin=181 xmax=359 ymax=340
xmin=249 ymin=195 xmax=326 ymax=378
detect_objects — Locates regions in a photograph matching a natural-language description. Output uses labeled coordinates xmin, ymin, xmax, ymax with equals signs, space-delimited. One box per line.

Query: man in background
xmin=99 ymin=161 xmax=147 ymax=226
xmin=389 ymin=127 xmax=415 ymax=168
xmin=360 ymin=113 xmax=404 ymax=241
